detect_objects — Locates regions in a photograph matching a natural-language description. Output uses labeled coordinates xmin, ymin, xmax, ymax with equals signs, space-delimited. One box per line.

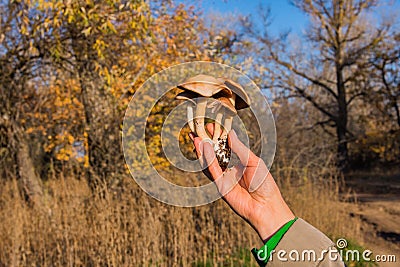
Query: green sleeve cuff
xmin=251 ymin=217 xmax=298 ymax=266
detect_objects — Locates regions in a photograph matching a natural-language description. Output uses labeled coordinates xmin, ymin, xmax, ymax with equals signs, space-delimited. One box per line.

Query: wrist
xmin=251 ymin=217 xmax=298 ymax=266
xmin=254 ymin=197 xmax=295 ymax=241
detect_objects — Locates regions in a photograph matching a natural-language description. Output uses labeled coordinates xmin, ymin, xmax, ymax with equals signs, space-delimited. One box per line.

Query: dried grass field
xmin=0 ymin=165 xmax=365 ymax=266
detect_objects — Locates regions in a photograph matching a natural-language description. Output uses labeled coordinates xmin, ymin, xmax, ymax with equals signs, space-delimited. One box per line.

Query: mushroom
xmin=175 ymin=90 xmax=198 ymax=133
xmin=223 ymin=78 xmax=251 ymax=110
xmin=175 ymin=74 xmax=250 ymax=170
xmin=207 ymin=96 xmax=237 ymax=169
xmin=177 ymin=74 xmax=232 ymax=142
xmin=210 ymin=79 xmax=250 ymax=169
xmin=218 ymin=78 xmax=250 ymax=137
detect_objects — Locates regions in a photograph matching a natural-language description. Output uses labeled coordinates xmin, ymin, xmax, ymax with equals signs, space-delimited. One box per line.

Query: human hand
xmin=189 ymin=124 xmax=295 ymax=241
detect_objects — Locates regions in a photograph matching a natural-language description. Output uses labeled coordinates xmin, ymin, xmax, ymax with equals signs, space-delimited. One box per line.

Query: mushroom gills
xmin=214 ymin=136 xmax=231 ymax=170
xmin=213 ymin=113 xmax=233 ymax=171
xmin=213 ymin=96 xmax=235 ymax=170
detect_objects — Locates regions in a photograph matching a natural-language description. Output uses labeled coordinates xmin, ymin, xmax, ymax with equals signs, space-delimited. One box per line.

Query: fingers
xmin=206 ymin=123 xmax=214 ymax=136
xmin=247 ymin=161 xmax=269 ymax=193
xmin=206 ymin=123 xmax=223 ymax=137
xmin=228 ymin=164 xmax=247 ymax=189
xmin=228 ymin=130 xmax=259 ymax=166
xmin=192 ymin=128 xmax=260 ymax=171
xmin=202 ymin=141 xmax=223 ymax=180
xmin=190 ymin=131 xmax=250 ymax=200
xmin=190 ymin=133 xmax=222 ymax=179
xmin=189 ymin=132 xmax=196 ymax=141
xmin=191 ymin=134 xmax=204 ymax=166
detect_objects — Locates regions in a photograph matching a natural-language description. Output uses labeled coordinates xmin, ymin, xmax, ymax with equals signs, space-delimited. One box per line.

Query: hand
xmin=189 ymin=124 xmax=295 ymax=241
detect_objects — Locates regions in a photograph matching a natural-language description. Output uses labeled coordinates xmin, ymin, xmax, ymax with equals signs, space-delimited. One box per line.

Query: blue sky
xmin=195 ymin=0 xmax=399 ymax=35
xmin=200 ymin=0 xmax=308 ymax=35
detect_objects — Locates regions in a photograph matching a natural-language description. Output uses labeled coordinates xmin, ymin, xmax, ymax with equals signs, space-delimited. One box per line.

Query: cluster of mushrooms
xmin=175 ymin=74 xmax=250 ymax=170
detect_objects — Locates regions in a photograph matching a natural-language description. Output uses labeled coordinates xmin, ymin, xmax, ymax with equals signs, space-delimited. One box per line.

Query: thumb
xmin=202 ymin=141 xmax=223 ymax=180
xmin=228 ymin=130 xmax=258 ymax=166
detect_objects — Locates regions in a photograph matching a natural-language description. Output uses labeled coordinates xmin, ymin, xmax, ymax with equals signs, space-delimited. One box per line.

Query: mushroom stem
xmin=221 ymin=94 xmax=236 ymax=138
xmin=194 ymin=98 xmax=210 ymax=140
xmin=213 ymin=112 xmax=223 ymax=143
xmin=187 ymin=105 xmax=195 ymax=132
xmin=221 ymin=115 xmax=233 ymax=139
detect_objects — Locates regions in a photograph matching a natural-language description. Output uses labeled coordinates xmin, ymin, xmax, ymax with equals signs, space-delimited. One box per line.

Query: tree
xmin=0 ymin=0 xmax=50 ymax=207
xmin=370 ymin=32 xmax=400 ymax=128
xmin=1 ymin=0 xmax=242 ymax=200
xmin=243 ymin=0 xmax=394 ymax=169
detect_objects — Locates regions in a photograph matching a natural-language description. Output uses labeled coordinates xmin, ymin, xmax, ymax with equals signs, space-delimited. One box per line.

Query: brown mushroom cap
xmin=222 ymin=79 xmax=250 ymax=110
xmin=217 ymin=97 xmax=237 ymax=115
xmin=178 ymin=74 xmax=232 ymax=98
xmin=207 ymin=96 xmax=237 ymax=115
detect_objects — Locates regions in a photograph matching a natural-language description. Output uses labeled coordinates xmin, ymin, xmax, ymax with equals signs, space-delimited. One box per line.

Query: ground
xmin=344 ymin=171 xmax=400 ymax=267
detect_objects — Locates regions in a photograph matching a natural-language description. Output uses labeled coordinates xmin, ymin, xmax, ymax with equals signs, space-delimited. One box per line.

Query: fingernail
xmin=203 ymin=141 xmax=215 ymax=160
xmin=199 ymin=139 xmax=213 ymax=152
xmin=188 ymin=132 xmax=195 ymax=141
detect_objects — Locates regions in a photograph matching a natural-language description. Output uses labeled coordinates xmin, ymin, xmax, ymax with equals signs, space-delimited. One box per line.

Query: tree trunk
xmin=336 ymin=118 xmax=348 ymax=170
xmin=335 ymin=6 xmax=349 ymax=171
xmin=391 ymin=92 xmax=400 ymax=128
xmin=2 ymin=118 xmax=45 ymax=207
xmin=77 ymin=62 xmax=114 ymax=193
xmin=16 ymin=136 xmax=44 ymax=207
xmin=336 ymin=64 xmax=348 ymax=170
xmin=78 ymin=65 xmax=101 ymax=191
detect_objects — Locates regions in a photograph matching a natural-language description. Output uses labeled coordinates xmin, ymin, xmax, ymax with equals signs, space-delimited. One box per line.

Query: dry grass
xmin=274 ymin=150 xmax=364 ymax=244
xmin=0 ymin=174 xmax=259 ymax=266
xmin=0 ymin=157 xmax=363 ymax=266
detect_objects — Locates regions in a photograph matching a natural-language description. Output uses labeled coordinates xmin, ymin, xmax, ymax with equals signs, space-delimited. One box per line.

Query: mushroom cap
xmin=217 ymin=97 xmax=237 ymax=114
xmin=222 ymin=79 xmax=250 ymax=110
xmin=178 ymin=74 xmax=232 ymax=98
xmin=207 ymin=96 xmax=237 ymax=115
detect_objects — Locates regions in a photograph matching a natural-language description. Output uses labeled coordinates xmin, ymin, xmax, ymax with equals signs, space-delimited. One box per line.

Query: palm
xmin=217 ymin=155 xmax=281 ymax=225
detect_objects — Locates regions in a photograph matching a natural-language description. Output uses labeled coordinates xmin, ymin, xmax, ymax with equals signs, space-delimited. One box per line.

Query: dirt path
xmin=344 ymin=172 xmax=400 ymax=267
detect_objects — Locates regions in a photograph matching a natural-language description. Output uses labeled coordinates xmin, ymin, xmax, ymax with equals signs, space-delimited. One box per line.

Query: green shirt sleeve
xmin=251 ymin=217 xmax=298 ymax=266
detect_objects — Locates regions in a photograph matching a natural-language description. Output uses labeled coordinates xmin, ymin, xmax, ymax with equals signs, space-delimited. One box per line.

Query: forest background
xmin=0 ymin=0 xmax=399 ymax=266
